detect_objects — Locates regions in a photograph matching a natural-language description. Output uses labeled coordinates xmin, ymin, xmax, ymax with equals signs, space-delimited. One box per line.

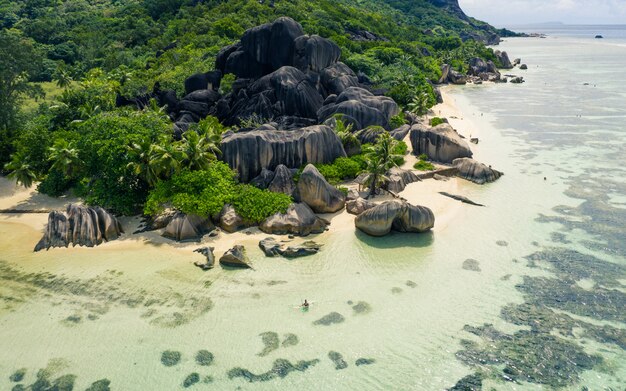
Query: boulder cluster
xmin=438 ymin=50 xmax=526 ymax=85
xmin=355 ymin=200 xmax=435 ymax=237
xmin=34 ymin=204 xmax=123 ymax=251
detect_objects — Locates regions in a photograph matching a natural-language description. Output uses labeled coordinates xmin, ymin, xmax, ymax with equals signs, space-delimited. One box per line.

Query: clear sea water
xmin=0 ymin=29 xmax=625 ymax=390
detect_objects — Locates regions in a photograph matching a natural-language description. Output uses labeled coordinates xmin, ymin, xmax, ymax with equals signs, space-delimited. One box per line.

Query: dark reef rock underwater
xmin=35 ymin=204 xmax=123 ymax=251
xmin=355 ymin=200 xmax=435 ymax=237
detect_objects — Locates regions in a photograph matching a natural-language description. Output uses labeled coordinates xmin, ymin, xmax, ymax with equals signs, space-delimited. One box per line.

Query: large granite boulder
xmin=268 ymin=164 xmax=296 ymax=196
xmin=317 ymin=87 xmax=399 ymax=130
xmin=34 ymin=204 xmax=123 ymax=251
xmin=319 ymin=62 xmax=359 ymax=95
xmin=386 ymin=167 xmax=419 ymax=193
xmin=218 ymin=204 xmax=249 ymax=233
xmin=297 ymin=164 xmax=346 ymax=213
xmin=219 ymin=245 xmax=252 ymax=268
xmin=221 ymin=125 xmax=345 ymax=182
xmin=354 ymin=126 xmax=385 ymax=145
xmin=260 ymin=203 xmax=328 ymax=236
xmin=346 ymin=197 xmax=376 ymax=215
xmin=494 ymin=50 xmax=513 ymax=69
xmin=468 ymin=58 xmax=500 ymax=81
xmin=453 ymin=157 xmax=503 ymax=184
xmin=293 ymin=34 xmax=341 ymax=73
xmin=184 ymin=71 xmax=222 ymax=94
xmin=390 ymin=124 xmax=411 ymax=141
xmin=438 ymin=64 xmax=467 ymax=85
xmin=410 ymin=123 xmax=473 ymax=163
xmin=355 ymin=200 xmax=434 ymax=237
xmin=162 ymin=212 xmax=214 ymax=242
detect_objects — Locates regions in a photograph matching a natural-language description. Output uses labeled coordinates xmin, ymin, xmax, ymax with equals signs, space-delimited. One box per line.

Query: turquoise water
xmin=0 ymin=32 xmax=625 ymax=390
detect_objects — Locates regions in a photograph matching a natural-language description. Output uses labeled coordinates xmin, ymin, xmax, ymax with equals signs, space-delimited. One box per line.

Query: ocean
xmin=0 ymin=28 xmax=625 ymax=390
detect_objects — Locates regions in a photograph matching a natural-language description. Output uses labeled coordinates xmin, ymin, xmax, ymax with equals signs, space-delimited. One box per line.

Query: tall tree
xmin=48 ymin=139 xmax=82 ymax=178
xmin=4 ymin=151 xmax=37 ymax=188
xmin=363 ymin=132 xmax=402 ymax=198
xmin=0 ymin=30 xmax=43 ymax=167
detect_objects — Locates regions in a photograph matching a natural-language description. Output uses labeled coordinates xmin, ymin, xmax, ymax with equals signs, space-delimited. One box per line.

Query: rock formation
xmin=194 ymin=247 xmax=215 ymax=270
xmin=410 ymin=123 xmax=472 ymax=163
xmin=468 ymin=57 xmax=501 ymax=81
xmin=494 ymin=50 xmax=513 ymax=69
xmin=296 ymin=164 xmax=346 ymax=213
xmin=218 ymin=204 xmax=249 ymax=233
xmin=162 ymin=212 xmax=214 ymax=242
xmin=221 ymin=125 xmax=345 ymax=182
xmin=258 ymin=237 xmax=322 ymax=258
xmin=260 ymin=203 xmax=328 ymax=236
xmin=346 ymin=197 xmax=376 ymax=215
xmin=34 ymin=204 xmax=123 ymax=251
xmin=317 ymin=87 xmax=399 ymax=130
xmin=453 ymin=158 xmax=503 ymax=184
xmin=386 ymin=167 xmax=419 ymax=193
xmin=355 ymin=200 xmax=435 ymax=237
xmin=267 ymin=164 xmax=296 ymax=196
xmin=219 ymin=245 xmax=252 ymax=268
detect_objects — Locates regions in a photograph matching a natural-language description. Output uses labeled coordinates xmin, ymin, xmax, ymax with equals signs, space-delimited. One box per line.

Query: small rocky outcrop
xmin=259 ymin=237 xmax=322 ymax=258
xmin=495 ymin=50 xmax=513 ymax=69
xmin=346 ymin=197 xmax=376 ymax=215
xmin=317 ymin=87 xmax=399 ymax=130
xmin=386 ymin=167 xmax=419 ymax=193
xmin=219 ymin=245 xmax=252 ymax=268
xmin=438 ymin=192 xmax=485 ymax=206
xmin=410 ymin=123 xmax=473 ymax=163
xmin=162 ymin=212 xmax=214 ymax=242
xmin=221 ymin=125 xmax=345 ymax=182
xmin=260 ymin=203 xmax=328 ymax=236
xmin=510 ymin=76 xmax=525 ymax=83
xmin=193 ymin=247 xmax=215 ymax=270
xmin=452 ymin=157 xmax=503 ymax=184
xmin=468 ymin=57 xmax=501 ymax=82
xmin=438 ymin=64 xmax=467 ymax=85
xmin=267 ymin=164 xmax=296 ymax=196
xmin=34 ymin=204 xmax=123 ymax=251
xmin=346 ymin=189 xmax=361 ymax=201
xmin=520 ymin=64 xmax=528 ymax=70
xmin=355 ymin=200 xmax=434 ymax=237
xmin=297 ymin=164 xmax=346 ymax=213
xmin=390 ymin=124 xmax=411 ymax=141
xmin=218 ymin=204 xmax=249 ymax=233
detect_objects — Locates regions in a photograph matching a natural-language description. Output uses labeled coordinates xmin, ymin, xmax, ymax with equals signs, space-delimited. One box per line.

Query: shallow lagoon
xmin=1 ymin=34 xmax=625 ymax=390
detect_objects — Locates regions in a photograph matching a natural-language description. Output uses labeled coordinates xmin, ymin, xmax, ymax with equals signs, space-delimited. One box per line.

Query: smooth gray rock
xmin=34 ymin=204 xmax=123 ymax=251
xmin=251 ymin=168 xmax=275 ymax=189
xmin=260 ymin=237 xmax=322 ymax=258
xmin=390 ymin=124 xmax=411 ymax=141
xmin=346 ymin=197 xmax=376 ymax=215
xmin=219 ymin=245 xmax=252 ymax=268
xmin=162 ymin=212 xmax=214 ymax=242
xmin=221 ymin=125 xmax=345 ymax=182
xmin=410 ymin=123 xmax=473 ymax=163
xmin=438 ymin=191 xmax=485 ymax=206
xmin=355 ymin=200 xmax=434 ymax=237
xmin=293 ymin=34 xmax=341 ymax=73
xmin=318 ymin=87 xmax=399 ymax=130
xmin=354 ymin=126 xmax=385 ymax=145
xmin=268 ymin=164 xmax=296 ymax=196
xmin=386 ymin=167 xmax=419 ymax=193
xmin=297 ymin=164 xmax=346 ymax=213
xmin=520 ymin=64 xmax=528 ymax=70
xmin=346 ymin=189 xmax=360 ymax=201
xmin=260 ymin=203 xmax=328 ymax=236
xmin=218 ymin=204 xmax=249 ymax=233
xmin=259 ymin=237 xmax=283 ymax=257
xmin=495 ymin=50 xmax=514 ymax=69
xmin=193 ymin=247 xmax=215 ymax=270
xmin=320 ymin=62 xmax=359 ymax=95
xmin=453 ymin=157 xmax=503 ymax=184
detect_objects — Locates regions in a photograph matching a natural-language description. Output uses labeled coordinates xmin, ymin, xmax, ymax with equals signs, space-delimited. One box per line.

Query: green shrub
xmin=37 ymin=169 xmax=72 ymax=197
xmin=390 ymin=113 xmax=407 ymax=129
xmin=418 ymin=153 xmax=429 ymax=161
xmin=430 ymin=117 xmax=445 ymax=126
xmin=231 ymin=184 xmax=291 ymax=223
xmin=219 ymin=73 xmax=236 ymax=95
xmin=414 ymin=160 xmax=435 ymax=171
xmin=315 ymin=156 xmax=363 ymax=183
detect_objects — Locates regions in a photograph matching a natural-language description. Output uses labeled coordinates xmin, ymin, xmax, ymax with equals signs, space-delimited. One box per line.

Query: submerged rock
xmin=328 ymin=351 xmax=348 ymax=370
xmin=259 ymin=237 xmax=283 ymax=257
xmin=296 ymin=164 xmax=346 ymax=213
xmin=313 ymin=312 xmax=345 ymax=326
xmin=34 ymin=204 xmax=123 ymax=251
xmin=410 ymin=123 xmax=472 ymax=164
xmin=85 ymin=379 xmax=111 ymax=391
xmin=258 ymin=331 xmax=280 ymax=357
xmin=227 ymin=358 xmax=320 ymax=382
xmin=258 ymin=237 xmax=322 ymax=258
xmin=193 ymin=247 xmax=215 ymax=270
xmin=161 ymin=350 xmax=181 ymax=367
xmin=219 ymin=245 xmax=252 ymax=268
xmin=355 ymin=358 xmax=376 ymax=366
xmin=447 ymin=373 xmax=483 ymax=391
xmin=438 ymin=191 xmax=485 ymax=206
xmin=355 ymin=200 xmax=434 ymax=237
xmin=260 ymin=203 xmax=328 ymax=236
xmin=195 ymin=350 xmax=214 ymax=366
xmin=162 ymin=212 xmax=214 ymax=242
xmin=453 ymin=158 xmax=503 ymax=184
xmin=183 ymin=373 xmax=200 ymax=388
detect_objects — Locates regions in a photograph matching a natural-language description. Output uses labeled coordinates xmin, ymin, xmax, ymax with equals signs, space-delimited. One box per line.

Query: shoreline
xmin=0 ymin=89 xmax=479 ymax=266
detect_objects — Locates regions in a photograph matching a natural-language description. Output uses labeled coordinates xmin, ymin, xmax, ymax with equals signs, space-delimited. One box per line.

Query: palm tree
xmin=4 ymin=152 xmax=37 ymax=188
xmin=48 ymin=139 xmax=82 ymax=178
xmin=150 ymin=141 xmax=181 ymax=180
xmin=178 ymin=130 xmax=217 ymax=171
xmin=407 ymin=92 xmax=430 ymax=116
xmin=54 ymin=64 xmax=73 ymax=90
xmin=363 ymin=132 xmax=402 ymax=198
xmin=127 ymin=141 xmax=161 ymax=187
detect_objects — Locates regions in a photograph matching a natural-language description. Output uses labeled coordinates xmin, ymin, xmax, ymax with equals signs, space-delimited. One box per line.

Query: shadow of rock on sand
xmin=354 ymin=229 xmax=434 ymax=249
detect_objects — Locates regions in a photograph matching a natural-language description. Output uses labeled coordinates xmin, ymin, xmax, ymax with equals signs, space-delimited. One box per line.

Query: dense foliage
xmin=1 ymin=0 xmax=503 ymax=215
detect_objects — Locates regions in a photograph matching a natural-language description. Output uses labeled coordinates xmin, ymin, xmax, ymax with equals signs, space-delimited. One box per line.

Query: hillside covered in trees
xmin=1 ymin=0 xmax=512 ymax=216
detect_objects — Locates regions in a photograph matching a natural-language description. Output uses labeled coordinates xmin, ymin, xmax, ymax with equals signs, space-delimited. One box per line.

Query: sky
xmin=458 ymin=0 xmax=626 ymax=26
